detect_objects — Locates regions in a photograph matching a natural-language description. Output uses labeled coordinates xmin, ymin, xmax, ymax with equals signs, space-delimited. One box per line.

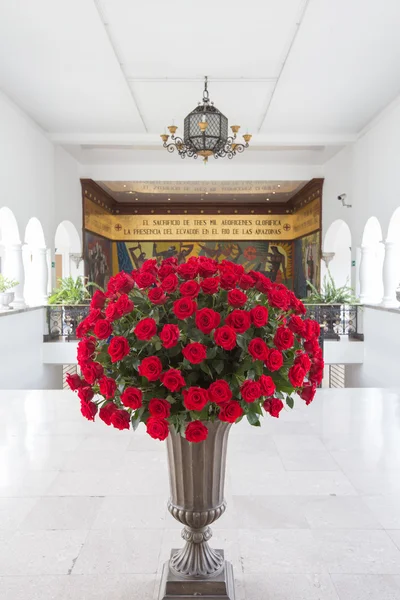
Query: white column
xmin=2 ymin=243 xmax=26 ymax=308
xmin=381 ymin=240 xmax=400 ymax=308
xmin=359 ymin=245 xmax=374 ymax=303
xmin=31 ymin=247 xmax=49 ymax=305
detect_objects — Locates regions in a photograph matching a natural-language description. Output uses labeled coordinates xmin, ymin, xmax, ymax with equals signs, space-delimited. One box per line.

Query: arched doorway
xmin=382 ymin=207 xmax=400 ymax=306
xmin=24 ymin=217 xmax=48 ymax=305
xmin=0 ymin=207 xmax=25 ymax=307
xmin=359 ymin=216 xmax=384 ymax=304
xmin=54 ymin=220 xmax=83 ymax=283
xmin=322 ymin=219 xmax=352 ymax=289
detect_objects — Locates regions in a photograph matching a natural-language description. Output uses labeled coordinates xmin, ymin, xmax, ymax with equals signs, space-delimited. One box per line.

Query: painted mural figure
xmin=307 ymin=242 xmax=315 ymax=284
xmin=129 ymin=243 xmax=148 ymax=269
xmin=266 ymin=246 xmax=287 ymax=282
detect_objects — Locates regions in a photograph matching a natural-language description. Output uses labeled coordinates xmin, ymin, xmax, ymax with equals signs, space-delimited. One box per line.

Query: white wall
xmin=0 ymin=308 xmax=62 ymax=389
xmin=346 ymin=307 xmax=400 ymax=388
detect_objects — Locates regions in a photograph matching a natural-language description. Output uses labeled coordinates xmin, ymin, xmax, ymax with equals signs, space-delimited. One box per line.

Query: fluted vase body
xmin=166 ymin=420 xmax=231 ymax=579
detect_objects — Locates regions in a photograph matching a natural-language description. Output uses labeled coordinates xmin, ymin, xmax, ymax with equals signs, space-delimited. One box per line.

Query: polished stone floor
xmin=1 ymin=388 xmax=400 ymax=599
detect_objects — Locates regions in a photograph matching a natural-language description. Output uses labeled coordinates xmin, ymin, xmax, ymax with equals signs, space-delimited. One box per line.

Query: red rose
xmin=66 ymin=373 xmax=84 ymax=391
xmin=76 ymin=319 xmax=91 ymax=338
xmin=309 ymin=364 xmax=324 ymax=385
xmin=300 ymin=382 xmax=317 ymax=405
xmin=115 ymin=294 xmax=134 ymax=316
xmin=250 ymin=306 xmax=269 ymax=327
xmin=146 ymin=417 xmax=169 ymax=441
xmin=135 ymin=271 xmax=156 ymax=289
xmin=148 ymin=398 xmax=171 ymax=419
xmin=239 ymin=273 xmax=255 ymax=290
xmin=274 ymin=326 xmax=294 ymax=351
xmin=183 ymin=387 xmax=209 ymax=411
xmin=161 ymin=369 xmax=186 ymax=392
xmin=263 ymin=397 xmax=284 ymax=418
xmin=180 ymin=280 xmax=200 ymax=298
xmin=77 ymin=386 xmax=94 ymax=403
xmin=80 ymin=400 xmax=98 ymax=421
xmin=214 ymin=326 xmax=237 ymax=351
xmin=295 ymin=353 xmax=311 ymax=372
xmin=220 ymin=270 xmax=238 ymax=290
xmin=110 ymin=409 xmax=130 ymax=430
xmin=178 ymin=261 xmax=199 ymax=280
xmin=248 ymin=338 xmax=269 ymax=361
xmin=201 ymin=277 xmax=220 ymax=295
xmin=99 ymin=402 xmax=117 ymax=425
xmin=288 ymin=315 xmax=305 ymax=335
xmin=173 ymin=297 xmax=197 ymax=320
xmin=162 ymin=256 xmax=178 ymax=266
xmin=158 ymin=263 xmax=176 ymax=280
xmin=219 ymin=401 xmax=243 ymax=423
xmin=302 ymin=319 xmax=320 ymax=341
xmin=182 ymin=342 xmax=207 ymax=364
xmin=148 ymin=287 xmax=167 ymax=305
xmin=195 ymin=308 xmax=221 ymax=334
xmin=240 ymin=380 xmax=262 ymax=403
xmin=109 ymin=272 xmax=135 ymax=294
xmin=94 ymin=319 xmax=113 ymax=340
xmin=105 ymin=302 xmax=121 ymax=322
xmin=138 ymin=356 xmax=163 ymax=381
xmin=208 ymin=380 xmax=232 ymax=405
xmin=304 ymin=338 xmax=320 ymax=355
xmin=198 ymin=257 xmax=218 ymax=277
xmin=227 ymin=289 xmax=247 ymax=308
xmin=87 ymin=308 xmax=104 ymax=326
xmin=265 ymin=349 xmax=284 ymax=372
xmin=161 ymin=273 xmax=179 ymax=293
xmin=185 ymin=421 xmax=208 ymax=443
xmin=255 ymin=274 xmax=272 ymax=294
xmin=77 ymin=337 xmax=96 ymax=359
xmin=121 ymin=387 xmax=143 ymax=409
xmin=258 ymin=375 xmax=276 ymax=397
xmin=108 ymin=336 xmax=130 ymax=363
xmin=225 ymin=310 xmax=251 ymax=333
xmin=160 ymin=324 xmax=180 ymax=349
xmin=288 ymin=364 xmax=306 ymax=387
xmin=134 ymin=318 xmax=157 ymax=341
xmin=141 ymin=258 xmax=158 ymax=274
xmin=220 ymin=260 xmax=244 ymax=277
xmin=90 ymin=290 xmax=107 ymax=309
xmin=98 ymin=376 xmax=117 ymax=399
xmin=82 ymin=361 xmax=104 ymax=385
xmin=268 ymin=287 xmax=290 ymax=311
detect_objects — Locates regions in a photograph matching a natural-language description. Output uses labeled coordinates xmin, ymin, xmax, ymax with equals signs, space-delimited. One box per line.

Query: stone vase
xmin=159 ymin=420 xmax=235 ymax=600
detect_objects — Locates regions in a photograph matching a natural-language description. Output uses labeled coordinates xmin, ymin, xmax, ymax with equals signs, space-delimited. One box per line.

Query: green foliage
xmin=303 ymin=270 xmax=358 ymax=304
xmin=48 ymin=276 xmax=100 ymax=305
xmin=0 ymin=274 xmax=18 ymax=293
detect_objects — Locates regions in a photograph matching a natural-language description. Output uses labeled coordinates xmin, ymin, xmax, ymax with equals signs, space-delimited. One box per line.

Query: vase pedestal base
xmin=159 ymin=550 xmax=235 ymax=600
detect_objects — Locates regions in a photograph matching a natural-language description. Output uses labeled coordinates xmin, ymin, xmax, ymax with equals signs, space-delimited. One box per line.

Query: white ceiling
xmin=1 ymin=0 xmax=400 ymax=166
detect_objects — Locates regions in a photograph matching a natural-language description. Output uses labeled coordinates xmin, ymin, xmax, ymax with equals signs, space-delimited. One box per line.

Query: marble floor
xmin=1 ymin=388 xmax=400 ymax=599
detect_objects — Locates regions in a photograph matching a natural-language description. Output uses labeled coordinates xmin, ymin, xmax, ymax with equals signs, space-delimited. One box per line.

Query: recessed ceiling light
xmin=135 ymin=198 xmax=138 ymax=201
xmin=123 ymin=184 xmax=126 ymax=188
xmin=272 ymin=191 xmax=276 ymax=194
xmin=266 ymin=198 xmax=270 ymax=202
xmin=205 ymin=191 xmax=209 ymax=195
xmin=128 ymin=191 xmax=133 ymax=194
xmin=277 ymin=184 xmax=281 ymax=188
xmin=168 ymin=197 xmax=171 ymax=201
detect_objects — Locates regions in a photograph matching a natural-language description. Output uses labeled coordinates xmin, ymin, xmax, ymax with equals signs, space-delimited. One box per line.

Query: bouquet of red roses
xmin=67 ymin=256 xmax=323 ymax=443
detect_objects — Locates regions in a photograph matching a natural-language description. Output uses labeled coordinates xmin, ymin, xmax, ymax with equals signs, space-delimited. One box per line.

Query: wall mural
xmin=115 ymin=240 xmax=294 ymax=289
xmin=84 ymin=232 xmax=112 ymax=291
xmin=293 ymin=231 xmax=321 ymax=299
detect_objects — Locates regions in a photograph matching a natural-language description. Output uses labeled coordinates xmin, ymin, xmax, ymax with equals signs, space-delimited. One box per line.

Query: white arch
xmin=322 ymin=219 xmax=352 ymax=289
xmin=25 ymin=217 xmax=46 ymax=248
xmin=360 ymin=216 xmax=384 ymax=303
xmin=387 ymin=207 xmax=400 ymax=242
xmin=54 ymin=220 xmax=83 ymax=281
xmin=0 ymin=206 xmax=20 ymax=245
xmin=23 ymin=217 xmax=48 ymax=305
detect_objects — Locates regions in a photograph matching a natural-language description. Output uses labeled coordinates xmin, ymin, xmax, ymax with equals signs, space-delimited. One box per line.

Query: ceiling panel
xmin=130 ymin=80 xmax=274 ymax=133
xmin=261 ymin=0 xmax=400 ymax=135
xmin=98 ymin=0 xmax=306 ymax=79
xmin=0 ymin=0 xmax=145 ymax=133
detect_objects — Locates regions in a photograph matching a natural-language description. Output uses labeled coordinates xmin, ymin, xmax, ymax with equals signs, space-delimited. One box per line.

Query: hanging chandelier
xmin=160 ymin=76 xmax=252 ymax=163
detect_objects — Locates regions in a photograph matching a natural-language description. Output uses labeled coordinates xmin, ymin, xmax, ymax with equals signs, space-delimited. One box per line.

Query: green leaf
xmin=207 ymin=346 xmax=218 ymax=360
xmin=214 ymin=360 xmax=225 ymax=375
xmin=247 ymin=369 xmax=255 ymax=380
xmin=246 ymin=412 xmax=261 ymax=426
xmin=200 ymin=362 xmax=212 ymax=377
xmin=255 ymin=361 xmax=264 ymax=376
xmin=154 ymin=340 xmax=162 ymax=351
xmin=236 ymin=335 xmax=248 ymax=351
xmin=286 ymin=396 xmax=294 ymax=409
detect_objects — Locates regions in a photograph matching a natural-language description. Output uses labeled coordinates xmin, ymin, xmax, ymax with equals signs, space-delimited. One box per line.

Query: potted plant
xmin=0 ymin=275 xmax=19 ymax=311
xmin=67 ymin=257 xmax=322 ymax=599
xmin=48 ymin=276 xmax=98 ymax=305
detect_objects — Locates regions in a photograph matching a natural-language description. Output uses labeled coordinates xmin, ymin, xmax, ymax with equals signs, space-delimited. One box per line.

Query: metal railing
xmin=44 ymin=305 xmax=90 ymax=341
xmin=304 ymin=304 xmax=362 ymax=341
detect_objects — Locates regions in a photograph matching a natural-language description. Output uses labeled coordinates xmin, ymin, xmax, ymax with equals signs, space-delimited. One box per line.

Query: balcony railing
xmin=304 ymin=304 xmax=362 ymax=341
xmin=44 ymin=305 xmax=90 ymax=341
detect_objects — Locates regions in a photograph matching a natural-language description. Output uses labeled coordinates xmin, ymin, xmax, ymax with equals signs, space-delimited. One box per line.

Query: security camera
xmin=337 ymin=193 xmax=352 ymax=208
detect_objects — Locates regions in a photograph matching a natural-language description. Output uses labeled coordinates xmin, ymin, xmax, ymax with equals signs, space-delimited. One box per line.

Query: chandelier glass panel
xmin=161 ymin=77 xmax=252 ymax=163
